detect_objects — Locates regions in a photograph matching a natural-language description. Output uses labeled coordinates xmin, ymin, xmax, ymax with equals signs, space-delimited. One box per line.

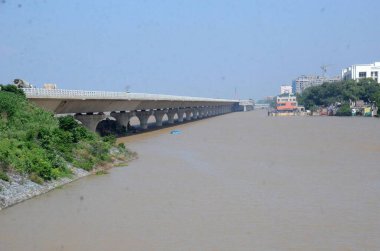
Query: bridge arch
xmin=135 ymin=110 xmax=153 ymax=130
xmin=162 ymin=113 xmax=169 ymax=123
xmin=74 ymin=113 xmax=107 ymax=132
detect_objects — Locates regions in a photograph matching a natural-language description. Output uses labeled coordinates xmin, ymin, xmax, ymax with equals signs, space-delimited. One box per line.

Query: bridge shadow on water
xmin=96 ymin=116 xmax=220 ymax=138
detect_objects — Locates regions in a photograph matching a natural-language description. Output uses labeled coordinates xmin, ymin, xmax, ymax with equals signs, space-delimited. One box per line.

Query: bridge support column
xmin=167 ymin=109 xmax=177 ymax=124
xmin=110 ymin=111 xmax=135 ymax=129
xmin=177 ymin=109 xmax=185 ymax=122
xmin=192 ymin=109 xmax=199 ymax=119
xmin=209 ymin=107 xmax=215 ymax=116
xmin=136 ymin=110 xmax=153 ymax=130
xmin=203 ymin=108 xmax=209 ymax=117
xmin=206 ymin=107 xmax=211 ymax=117
xmin=154 ymin=109 xmax=168 ymax=127
xmin=197 ymin=108 xmax=203 ymax=119
xmin=74 ymin=113 xmax=107 ymax=132
xmin=216 ymin=106 xmax=221 ymax=115
xmin=185 ymin=110 xmax=192 ymax=121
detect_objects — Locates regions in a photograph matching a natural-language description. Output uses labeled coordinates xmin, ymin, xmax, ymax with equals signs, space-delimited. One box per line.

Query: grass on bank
xmin=0 ymin=85 xmax=131 ymax=184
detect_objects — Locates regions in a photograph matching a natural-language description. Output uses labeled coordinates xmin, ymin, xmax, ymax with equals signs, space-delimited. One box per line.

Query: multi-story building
xmin=292 ymin=75 xmax=341 ymax=94
xmin=342 ymin=62 xmax=380 ymax=83
xmin=276 ymin=93 xmax=298 ymax=111
xmin=280 ymin=85 xmax=292 ymax=94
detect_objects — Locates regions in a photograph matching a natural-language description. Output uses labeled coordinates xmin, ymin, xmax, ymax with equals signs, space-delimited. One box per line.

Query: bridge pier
xmin=214 ymin=107 xmax=219 ymax=116
xmin=206 ymin=107 xmax=211 ymax=117
xmin=197 ymin=108 xmax=203 ymax=119
xmin=177 ymin=109 xmax=185 ymax=122
xmin=185 ymin=110 xmax=192 ymax=121
xmin=192 ymin=109 xmax=199 ymax=119
xmin=207 ymin=107 xmax=215 ymax=117
xmin=201 ymin=107 xmax=208 ymax=117
xmin=136 ymin=110 xmax=153 ymax=130
xmin=74 ymin=113 xmax=107 ymax=132
xmin=153 ymin=109 xmax=168 ymax=127
xmin=219 ymin=106 xmax=224 ymax=114
xmin=110 ymin=111 xmax=135 ymax=129
xmin=167 ymin=109 xmax=177 ymax=124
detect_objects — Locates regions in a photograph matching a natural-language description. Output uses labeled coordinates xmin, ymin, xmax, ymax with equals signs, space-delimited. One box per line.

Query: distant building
xmin=43 ymin=83 xmax=57 ymax=90
xmin=254 ymin=103 xmax=270 ymax=109
xmin=265 ymin=96 xmax=274 ymax=101
xmin=238 ymin=100 xmax=254 ymax=112
xmin=342 ymin=62 xmax=380 ymax=83
xmin=280 ymin=85 xmax=292 ymax=94
xmin=276 ymin=93 xmax=298 ymax=111
xmin=255 ymin=98 xmax=273 ymax=110
xmin=292 ymin=75 xmax=341 ymax=94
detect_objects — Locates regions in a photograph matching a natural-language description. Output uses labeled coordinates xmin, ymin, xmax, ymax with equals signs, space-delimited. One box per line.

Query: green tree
xmin=298 ymin=79 xmax=380 ymax=110
xmin=335 ymin=103 xmax=352 ymax=116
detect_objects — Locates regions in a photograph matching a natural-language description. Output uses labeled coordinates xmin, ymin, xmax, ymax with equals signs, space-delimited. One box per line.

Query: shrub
xmin=0 ymin=84 xmax=26 ymax=97
xmin=0 ymin=91 xmax=116 ymax=181
xmin=118 ymin=143 xmax=126 ymax=150
xmin=29 ymin=173 xmax=44 ymax=185
xmin=0 ymin=170 xmax=10 ymax=182
xmin=102 ymin=135 xmax=116 ymax=145
xmin=336 ymin=103 xmax=352 ymax=116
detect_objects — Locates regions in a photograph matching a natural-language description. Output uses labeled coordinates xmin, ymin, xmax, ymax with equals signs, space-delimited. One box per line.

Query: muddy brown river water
xmin=1 ymin=111 xmax=380 ymax=251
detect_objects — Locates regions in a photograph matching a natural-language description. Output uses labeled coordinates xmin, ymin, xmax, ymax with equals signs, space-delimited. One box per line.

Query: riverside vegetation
xmin=297 ymin=78 xmax=380 ymax=115
xmin=0 ymin=85 xmax=135 ymax=186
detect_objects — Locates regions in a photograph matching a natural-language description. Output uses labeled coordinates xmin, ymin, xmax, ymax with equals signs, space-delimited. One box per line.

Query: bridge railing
xmin=22 ymin=88 xmax=128 ymax=98
xmin=22 ymin=88 xmax=237 ymax=103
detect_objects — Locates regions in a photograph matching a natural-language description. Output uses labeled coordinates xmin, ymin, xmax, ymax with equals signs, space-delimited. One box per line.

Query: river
xmin=1 ymin=111 xmax=379 ymax=251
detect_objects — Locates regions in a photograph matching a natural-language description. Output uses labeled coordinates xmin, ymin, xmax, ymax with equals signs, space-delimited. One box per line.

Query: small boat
xmin=170 ymin=130 xmax=182 ymax=135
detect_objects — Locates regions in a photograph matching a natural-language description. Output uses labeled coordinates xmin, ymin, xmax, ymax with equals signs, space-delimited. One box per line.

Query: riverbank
xmin=0 ymin=87 xmax=139 ymax=210
xmin=0 ymin=147 xmax=137 ymax=210
xmin=0 ymin=167 xmax=88 ymax=209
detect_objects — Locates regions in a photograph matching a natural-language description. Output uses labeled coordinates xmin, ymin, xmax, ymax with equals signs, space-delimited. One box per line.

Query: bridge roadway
xmin=23 ymin=88 xmax=239 ymax=131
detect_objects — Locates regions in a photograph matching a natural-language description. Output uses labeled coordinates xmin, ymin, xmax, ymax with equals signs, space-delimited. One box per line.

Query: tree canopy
xmin=297 ymin=79 xmax=380 ymax=109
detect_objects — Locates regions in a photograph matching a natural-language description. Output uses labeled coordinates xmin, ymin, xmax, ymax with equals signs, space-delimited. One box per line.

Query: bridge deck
xmin=23 ymin=88 xmax=236 ymax=102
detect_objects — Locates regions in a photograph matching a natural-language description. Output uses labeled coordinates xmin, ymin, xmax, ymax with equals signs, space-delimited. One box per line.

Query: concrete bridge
xmin=23 ymin=88 xmax=238 ymax=132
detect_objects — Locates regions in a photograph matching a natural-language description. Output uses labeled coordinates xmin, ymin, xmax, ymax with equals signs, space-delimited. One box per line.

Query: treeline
xmin=0 ymin=85 xmax=122 ymax=184
xmin=297 ymin=78 xmax=380 ymax=110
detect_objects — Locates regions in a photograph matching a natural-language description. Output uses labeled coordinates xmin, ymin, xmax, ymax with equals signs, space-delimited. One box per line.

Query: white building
xmin=43 ymin=83 xmax=57 ymax=90
xmin=280 ymin=85 xmax=292 ymax=94
xmin=342 ymin=62 xmax=380 ymax=83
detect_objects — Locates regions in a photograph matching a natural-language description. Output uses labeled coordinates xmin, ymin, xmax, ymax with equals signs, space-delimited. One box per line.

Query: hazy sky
xmin=1 ymin=0 xmax=379 ymax=99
